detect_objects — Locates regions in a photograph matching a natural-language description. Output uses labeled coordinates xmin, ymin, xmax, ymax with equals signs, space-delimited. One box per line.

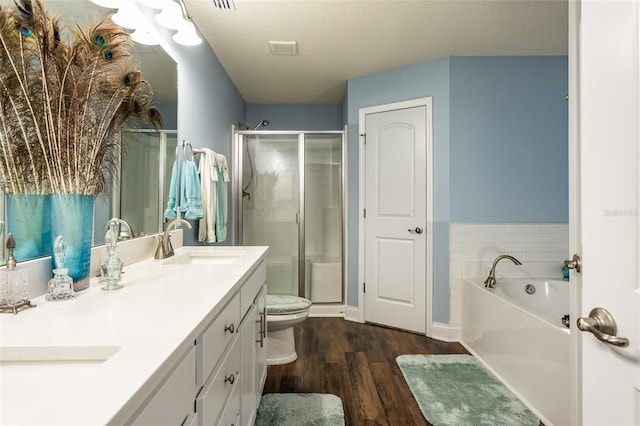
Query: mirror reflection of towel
xmin=163 ymin=161 xmax=178 ymax=220
xmin=181 ymin=160 xmax=204 ymax=220
xmin=163 ymin=160 xmax=204 ymax=220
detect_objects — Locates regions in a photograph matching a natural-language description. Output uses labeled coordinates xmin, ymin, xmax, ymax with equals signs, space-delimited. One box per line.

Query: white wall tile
xmin=448 ymin=222 xmax=569 ymax=324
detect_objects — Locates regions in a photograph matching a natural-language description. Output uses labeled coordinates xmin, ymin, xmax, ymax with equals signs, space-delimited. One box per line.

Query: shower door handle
xmin=408 ymin=226 xmax=424 ymax=234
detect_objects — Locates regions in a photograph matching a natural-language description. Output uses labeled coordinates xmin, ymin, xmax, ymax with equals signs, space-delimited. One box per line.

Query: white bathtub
xmin=461 ymin=278 xmax=570 ymax=426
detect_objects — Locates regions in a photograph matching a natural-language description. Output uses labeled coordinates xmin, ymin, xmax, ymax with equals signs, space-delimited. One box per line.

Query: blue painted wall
xmin=345 ymin=58 xmax=451 ymax=323
xmin=246 ymin=104 xmax=343 ymax=130
xmin=450 ymin=56 xmax=568 ymax=222
xmin=344 ymin=55 xmax=567 ymax=325
xmin=140 ymin=5 xmax=246 ymax=245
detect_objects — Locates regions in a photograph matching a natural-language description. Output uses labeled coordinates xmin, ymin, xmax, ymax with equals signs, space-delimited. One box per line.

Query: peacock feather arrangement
xmin=0 ymin=0 xmax=163 ymax=197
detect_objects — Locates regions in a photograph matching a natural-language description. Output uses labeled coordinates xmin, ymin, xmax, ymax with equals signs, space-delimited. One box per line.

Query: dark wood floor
xmin=263 ymin=317 xmax=469 ymax=425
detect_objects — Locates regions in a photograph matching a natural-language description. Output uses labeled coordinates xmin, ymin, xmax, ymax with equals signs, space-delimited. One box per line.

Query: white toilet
xmin=266 ymin=294 xmax=312 ymax=365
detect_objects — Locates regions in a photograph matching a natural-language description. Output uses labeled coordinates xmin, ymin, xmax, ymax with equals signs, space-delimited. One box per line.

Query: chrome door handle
xmin=408 ymin=226 xmax=424 ymax=234
xmin=577 ymin=307 xmax=629 ymax=347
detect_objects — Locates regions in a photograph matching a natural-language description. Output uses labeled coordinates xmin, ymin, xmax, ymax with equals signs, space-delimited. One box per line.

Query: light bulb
xmin=112 ymin=3 xmax=140 ymax=30
xmin=155 ymin=2 xmax=184 ymax=30
xmin=137 ymin=0 xmax=171 ymax=9
xmin=172 ymin=21 xmax=202 ymax=46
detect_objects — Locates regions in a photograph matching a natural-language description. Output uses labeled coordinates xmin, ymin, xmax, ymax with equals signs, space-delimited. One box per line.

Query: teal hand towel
xmin=163 ymin=160 xmax=178 ymax=219
xmin=181 ymin=160 xmax=204 ymax=220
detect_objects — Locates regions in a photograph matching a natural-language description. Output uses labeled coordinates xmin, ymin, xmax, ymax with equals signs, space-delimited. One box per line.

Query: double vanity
xmin=0 ymin=244 xmax=268 ymax=425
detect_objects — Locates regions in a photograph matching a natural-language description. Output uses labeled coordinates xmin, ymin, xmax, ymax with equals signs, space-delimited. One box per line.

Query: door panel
xmin=364 ymin=105 xmax=427 ymax=333
xmin=577 ymin=1 xmax=640 ymax=424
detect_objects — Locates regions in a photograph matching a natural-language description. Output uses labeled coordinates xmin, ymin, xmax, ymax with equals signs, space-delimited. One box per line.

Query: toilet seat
xmin=266 ymin=295 xmax=312 ymax=315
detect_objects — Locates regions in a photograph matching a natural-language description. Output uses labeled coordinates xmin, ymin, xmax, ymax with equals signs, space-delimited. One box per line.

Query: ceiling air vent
xmin=268 ymin=41 xmax=298 ymax=56
xmin=212 ymin=0 xmax=235 ymax=10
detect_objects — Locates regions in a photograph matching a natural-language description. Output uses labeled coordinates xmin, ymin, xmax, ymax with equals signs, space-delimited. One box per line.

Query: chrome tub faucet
xmin=484 ymin=255 xmax=522 ymax=288
xmin=155 ymin=219 xmax=192 ymax=259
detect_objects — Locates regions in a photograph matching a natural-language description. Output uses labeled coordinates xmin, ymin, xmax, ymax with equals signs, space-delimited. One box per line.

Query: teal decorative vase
xmin=50 ymin=194 xmax=95 ymax=285
xmin=5 ymin=194 xmax=51 ymax=261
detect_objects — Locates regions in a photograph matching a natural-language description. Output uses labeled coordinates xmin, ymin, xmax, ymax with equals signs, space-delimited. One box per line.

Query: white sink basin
xmin=0 ymin=345 xmax=121 ymax=363
xmin=164 ymin=250 xmax=247 ymax=265
xmin=0 ymin=345 xmax=121 ymax=383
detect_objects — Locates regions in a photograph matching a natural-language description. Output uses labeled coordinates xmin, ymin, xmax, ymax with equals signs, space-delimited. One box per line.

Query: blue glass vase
xmin=50 ymin=194 xmax=95 ymax=286
xmin=5 ymin=194 xmax=51 ymax=261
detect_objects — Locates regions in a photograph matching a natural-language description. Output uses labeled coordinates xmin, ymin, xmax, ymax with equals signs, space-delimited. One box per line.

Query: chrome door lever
xmin=577 ymin=307 xmax=629 ymax=347
xmin=408 ymin=226 xmax=424 ymax=234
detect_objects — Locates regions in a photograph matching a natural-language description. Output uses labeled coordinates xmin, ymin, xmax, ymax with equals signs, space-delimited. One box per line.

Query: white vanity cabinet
xmin=240 ymin=284 xmax=267 ymax=426
xmin=132 ymin=345 xmax=198 ymax=426
xmin=130 ymin=260 xmax=267 ymax=426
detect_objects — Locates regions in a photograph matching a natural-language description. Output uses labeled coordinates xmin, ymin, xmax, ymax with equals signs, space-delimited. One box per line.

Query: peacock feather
xmin=0 ymin=0 xmax=163 ymax=196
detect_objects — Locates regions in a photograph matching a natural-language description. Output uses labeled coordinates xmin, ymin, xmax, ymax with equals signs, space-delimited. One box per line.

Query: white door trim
xmin=568 ymin=1 xmax=581 ymax=424
xmin=357 ymin=97 xmax=434 ymax=337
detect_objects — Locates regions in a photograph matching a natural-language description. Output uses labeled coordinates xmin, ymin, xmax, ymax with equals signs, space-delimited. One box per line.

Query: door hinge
xmin=360 ymin=133 xmax=366 ymax=144
xmin=363 ymin=282 xmax=366 ymax=293
xmin=364 ymin=208 xmax=366 ymax=219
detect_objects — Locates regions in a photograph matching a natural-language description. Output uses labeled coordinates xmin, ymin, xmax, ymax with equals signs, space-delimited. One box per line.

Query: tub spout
xmin=484 ymin=255 xmax=522 ymax=288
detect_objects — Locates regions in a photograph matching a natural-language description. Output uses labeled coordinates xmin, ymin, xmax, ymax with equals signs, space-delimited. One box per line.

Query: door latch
xmin=564 ymin=254 xmax=581 ymax=273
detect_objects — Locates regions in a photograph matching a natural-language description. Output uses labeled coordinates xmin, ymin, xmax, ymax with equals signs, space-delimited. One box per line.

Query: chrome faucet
xmin=155 ymin=219 xmax=192 ymax=259
xmin=104 ymin=217 xmax=135 ymax=240
xmin=484 ymin=254 xmax=522 ymax=288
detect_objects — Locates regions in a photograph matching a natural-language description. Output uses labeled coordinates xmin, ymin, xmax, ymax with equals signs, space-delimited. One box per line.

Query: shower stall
xmin=233 ymin=130 xmax=345 ymax=304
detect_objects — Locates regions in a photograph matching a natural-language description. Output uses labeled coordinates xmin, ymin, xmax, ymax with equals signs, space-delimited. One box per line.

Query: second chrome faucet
xmin=484 ymin=254 xmax=522 ymax=288
xmin=155 ymin=219 xmax=192 ymax=259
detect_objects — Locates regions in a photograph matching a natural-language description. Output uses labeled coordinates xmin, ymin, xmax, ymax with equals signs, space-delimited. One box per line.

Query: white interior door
xmin=360 ymin=99 xmax=431 ymax=334
xmin=574 ymin=1 xmax=640 ymax=424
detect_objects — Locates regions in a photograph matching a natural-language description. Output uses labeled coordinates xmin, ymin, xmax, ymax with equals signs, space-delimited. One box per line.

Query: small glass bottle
xmin=101 ymin=220 xmax=124 ymax=291
xmin=46 ymin=235 xmax=75 ymax=301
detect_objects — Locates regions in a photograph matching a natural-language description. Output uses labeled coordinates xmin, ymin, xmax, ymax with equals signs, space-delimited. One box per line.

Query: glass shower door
xmin=241 ymin=134 xmax=301 ymax=296
xmin=303 ymin=135 xmax=343 ymax=303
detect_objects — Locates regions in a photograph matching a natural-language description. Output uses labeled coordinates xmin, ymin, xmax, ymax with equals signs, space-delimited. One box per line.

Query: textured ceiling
xmin=185 ymin=0 xmax=568 ymax=104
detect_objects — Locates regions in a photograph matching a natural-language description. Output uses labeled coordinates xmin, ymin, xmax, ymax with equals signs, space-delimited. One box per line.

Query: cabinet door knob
xmin=224 ymin=323 xmax=235 ymax=334
xmin=224 ymin=373 xmax=236 ymax=384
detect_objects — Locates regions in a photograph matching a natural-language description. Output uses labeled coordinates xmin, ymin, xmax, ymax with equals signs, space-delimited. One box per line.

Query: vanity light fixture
xmin=173 ymin=20 xmax=202 ymax=46
xmin=111 ymin=2 xmax=139 ymax=30
xmin=137 ymin=0 xmax=171 ymax=9
xmin=155 ymin=1 xmax=184 ymax=30
xmin=156 ymin=0 xmax=203 ymax=46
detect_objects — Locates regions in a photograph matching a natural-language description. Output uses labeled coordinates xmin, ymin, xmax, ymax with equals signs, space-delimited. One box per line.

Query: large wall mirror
xmin=0 ymin=0 xmax=178 ymax=256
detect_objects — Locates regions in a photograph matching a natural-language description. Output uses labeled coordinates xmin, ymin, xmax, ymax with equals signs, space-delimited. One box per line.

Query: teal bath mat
xmin=255 ymin=393 xmax=345 ymax=426
xmin=396 ymin=354 xmax=539 ymax=426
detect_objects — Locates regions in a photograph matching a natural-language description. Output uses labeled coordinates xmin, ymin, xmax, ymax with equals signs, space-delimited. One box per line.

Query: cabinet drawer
xmin=196 ymin=336 xmax=241 ymax=426
xmin=240 ymin=261 xmax=266 ymax=319
xmin=216 ymin=376 xmax=240 ymax=426
xmin=133 ymin=346 xmax=196 ymax=426
xmin=197 ymin=292 xmax=240 ymax=386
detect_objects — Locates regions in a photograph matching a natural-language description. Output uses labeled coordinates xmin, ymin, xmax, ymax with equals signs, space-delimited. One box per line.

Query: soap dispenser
xmin=46 ymin=235 xmax=75 ymax=301
xmin=101 ymin=219 xmax=124 ymax=291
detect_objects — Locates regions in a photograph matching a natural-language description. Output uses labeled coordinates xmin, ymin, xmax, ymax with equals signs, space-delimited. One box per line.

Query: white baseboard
xmin=343 ymin=305 xmax=360 ymax=322
xmin=309 ymin=304 xmax=345 ymax=317
xmin=431 ymin=322 xmax=461 ymax=342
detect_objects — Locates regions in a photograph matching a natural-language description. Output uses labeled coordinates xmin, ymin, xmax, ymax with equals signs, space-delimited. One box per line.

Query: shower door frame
xmin=232 ymin=129 xmax=346 ymax=302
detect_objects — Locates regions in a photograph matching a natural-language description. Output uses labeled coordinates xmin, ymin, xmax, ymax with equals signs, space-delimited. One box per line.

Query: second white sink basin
xmin=164 ymin=250 xmax=247 ymax=266
xmin=0 ymin=345 xmax=121 ymax=363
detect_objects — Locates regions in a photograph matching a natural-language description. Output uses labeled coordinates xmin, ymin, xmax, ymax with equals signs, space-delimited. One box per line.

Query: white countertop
xmin=0 ymin=245 xmax=268 ymax=426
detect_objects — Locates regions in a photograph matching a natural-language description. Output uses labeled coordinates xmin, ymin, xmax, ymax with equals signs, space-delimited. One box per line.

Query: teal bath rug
xmin=255 ymin=393 xmax=345 ymax=426
xmin=396 ymin=354 xmax=539 ymax=426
